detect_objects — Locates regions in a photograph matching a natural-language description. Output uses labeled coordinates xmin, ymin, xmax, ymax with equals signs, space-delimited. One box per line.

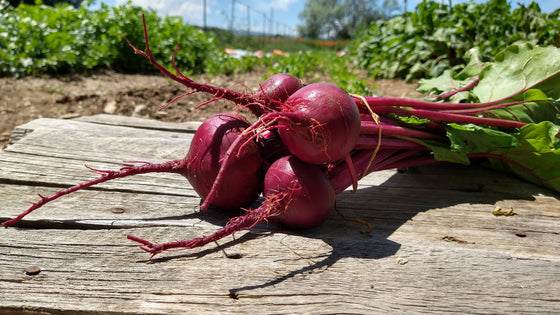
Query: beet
xmin=179 ymin=113 xmax=264 ymax=209
xmin=278 ymin=83 xmax=361 ymax=164
xmin=265 ymin=155 xmax=335 ymax=229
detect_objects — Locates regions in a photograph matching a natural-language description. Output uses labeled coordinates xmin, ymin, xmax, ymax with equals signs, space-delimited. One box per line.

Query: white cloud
xmin=270 ymin=0 xmax=299 ymax=11
xmin=112 ymin=0 xmax=302 ymax=31
xmin=116 ymin=0 xmax=215 ymax=26
xmin=256 ymin=0 xmax=299 ymax=12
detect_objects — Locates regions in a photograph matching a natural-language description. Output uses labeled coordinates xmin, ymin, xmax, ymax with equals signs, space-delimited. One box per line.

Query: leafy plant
xmin=417 ymin=43 xmax=560 ymax=191
xmin=351 ymin=0 xmax=560 ymax=81
xmin=0 ymin=0 xmax=224 ymax=76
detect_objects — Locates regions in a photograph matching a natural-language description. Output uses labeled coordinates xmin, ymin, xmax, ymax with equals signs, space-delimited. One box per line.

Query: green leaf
xmin=486 ymin=121 xmax=560 ymax=192
xmin=420 ymin=123 xmax=518 ymax=165
xmin=416 ymin=69 xmax=457 ymax=95
xmin=423 ymin=139 xmax=471 ymax=165
xmin=474 ymin=43 xmax=560 ymax=102
xmin=446 ymin=123 xmax=518 ymax=155
xmin=455 ymin=48 xmax=485 ymax=79
xmin=416 ymin=48 xmax=483 ymax=102
xmin=487 ymin=89 xmax=560 ymax=124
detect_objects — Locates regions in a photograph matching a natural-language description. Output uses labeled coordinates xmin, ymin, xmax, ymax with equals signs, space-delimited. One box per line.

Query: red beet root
xmin=278 ymin=83 xmax=361 ymax=164
xmin=181 ymin=113 xmax=264 ymax=209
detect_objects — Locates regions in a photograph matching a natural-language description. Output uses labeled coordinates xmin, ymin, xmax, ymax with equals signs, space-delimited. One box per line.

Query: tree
xmin=7 ymin=0 xmax=85 ymax=8
xmin=297 ymin=0 xmax=401 ymax=39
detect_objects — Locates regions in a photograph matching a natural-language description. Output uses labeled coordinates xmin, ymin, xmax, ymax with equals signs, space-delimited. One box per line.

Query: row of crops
xmin=1 ymin=0 xmax=558 ymax=89
xmin=352 ymin=0 xmax=560 ymax=81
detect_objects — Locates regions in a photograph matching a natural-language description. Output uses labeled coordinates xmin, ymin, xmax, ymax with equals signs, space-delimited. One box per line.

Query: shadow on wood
xmin=128 ymin=162 xmax=555 ymax=295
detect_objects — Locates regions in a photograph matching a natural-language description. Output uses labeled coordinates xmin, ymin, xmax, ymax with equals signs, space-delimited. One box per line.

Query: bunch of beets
xmin=2 ymin=15 xmax=543 ymax=257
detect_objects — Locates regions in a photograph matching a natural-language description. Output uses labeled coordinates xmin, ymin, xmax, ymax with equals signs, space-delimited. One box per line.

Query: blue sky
xmin=88 ymin=0 xmax=559 ymax=36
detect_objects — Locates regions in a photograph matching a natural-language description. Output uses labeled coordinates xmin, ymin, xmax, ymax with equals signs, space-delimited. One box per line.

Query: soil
xmin=0 ymin=68 xmax=423 ymax=150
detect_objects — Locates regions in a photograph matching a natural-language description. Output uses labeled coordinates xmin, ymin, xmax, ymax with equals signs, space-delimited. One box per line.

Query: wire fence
xmin=198 ymin=0 xmax=296 ymax=37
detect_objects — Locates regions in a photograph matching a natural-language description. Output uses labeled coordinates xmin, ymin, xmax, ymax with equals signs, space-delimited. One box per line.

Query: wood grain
xmin=1 ymin=115 xmax=559 ymax=314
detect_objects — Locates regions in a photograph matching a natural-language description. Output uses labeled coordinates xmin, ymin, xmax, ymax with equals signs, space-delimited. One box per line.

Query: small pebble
xmin=24 ymin=266 xmax=41 ymax=276
xmin=226 ymin=253 xmax=243 ymax=259
xmin=110 ymin=207 xmax=126 ymax=214
xmin=103 ymin=100 xmax=117 ymax=114
xmin=396 ymin=257 xmax=408 ymax=265
xmin=515 ymin=230 xmax=527 ymax=237
xmin=60 ymin=113 xmax=81 ymax=119
xmin=133 ymin=104 xmax=150 ymax=117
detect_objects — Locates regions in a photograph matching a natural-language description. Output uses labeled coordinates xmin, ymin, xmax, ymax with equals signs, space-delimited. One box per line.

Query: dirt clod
xmin=24 ymin=266 xmax=41 ymax=276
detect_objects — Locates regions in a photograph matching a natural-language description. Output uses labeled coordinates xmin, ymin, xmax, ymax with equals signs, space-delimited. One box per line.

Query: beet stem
xmin=354 ymin=136 xmax=428 ymax=150
xmin=344 ymin=154 xmax=358 ymax=192
xmin=123 ymin=14 xmax=262 ymax=114
xmin=433 ymin=77 xmax=480 ymax=101
xmin=2 ymin=160 xmax=183 ymax=227
xmin=361 ymin=120 xmax=444 ymax=140
xmin=374 ymin=106 xmax=527 ymax=128
xmin=127 ymin=205 xmax=270 ymax=257
xmin=361 ymin=96 xmax=539 ymax=111
xmin=439 ymin=100 xmax=551 ymax=115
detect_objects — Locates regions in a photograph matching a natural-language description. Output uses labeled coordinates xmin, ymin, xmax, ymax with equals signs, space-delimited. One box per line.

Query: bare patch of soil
xmin=0 ymin=68 xmax=422 ymax=149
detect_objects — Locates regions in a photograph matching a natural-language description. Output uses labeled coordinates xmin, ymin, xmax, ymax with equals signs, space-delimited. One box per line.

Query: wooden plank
xmin=1 ymin=117 xmax=560 ymax=314
xmin=6 ymin=117 xmax=194 ymax=148
xmin=0 ymin=183 xmax=204 ymax=227
xmin=1 ymin=226 xmax=559 ymax=314
xmin=1 ymin=117 xmax=193 ymax=198
xmin=74 ymin=114 xmax=202 ymax=133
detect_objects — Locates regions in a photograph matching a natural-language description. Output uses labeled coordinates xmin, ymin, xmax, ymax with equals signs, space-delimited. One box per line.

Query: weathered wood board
xmin=1 ymin=114 xmax=559 ymax=314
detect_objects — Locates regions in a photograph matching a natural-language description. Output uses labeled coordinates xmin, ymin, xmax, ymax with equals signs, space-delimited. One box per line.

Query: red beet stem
xmin=361 ymin=120 xmax=444 ymax=140
xmin=354 ymin=136 xmax=428 ymax=150
xmin=123 ymin=14 xmax=264 ymax=114
xmin=2 ymin=160 xmax=183 ymax=227
xmin=328 ymin=149 xmax=394 ymax=193
xmin=374 ymin=106 xmax=527 ymax=128
xmin=433 ymin=77 xmax=480 ymax=101
xmin=127 ymin=200 xmax=279 ymax=257
xmin=360 ymin=96 xmax=538 ymax=111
